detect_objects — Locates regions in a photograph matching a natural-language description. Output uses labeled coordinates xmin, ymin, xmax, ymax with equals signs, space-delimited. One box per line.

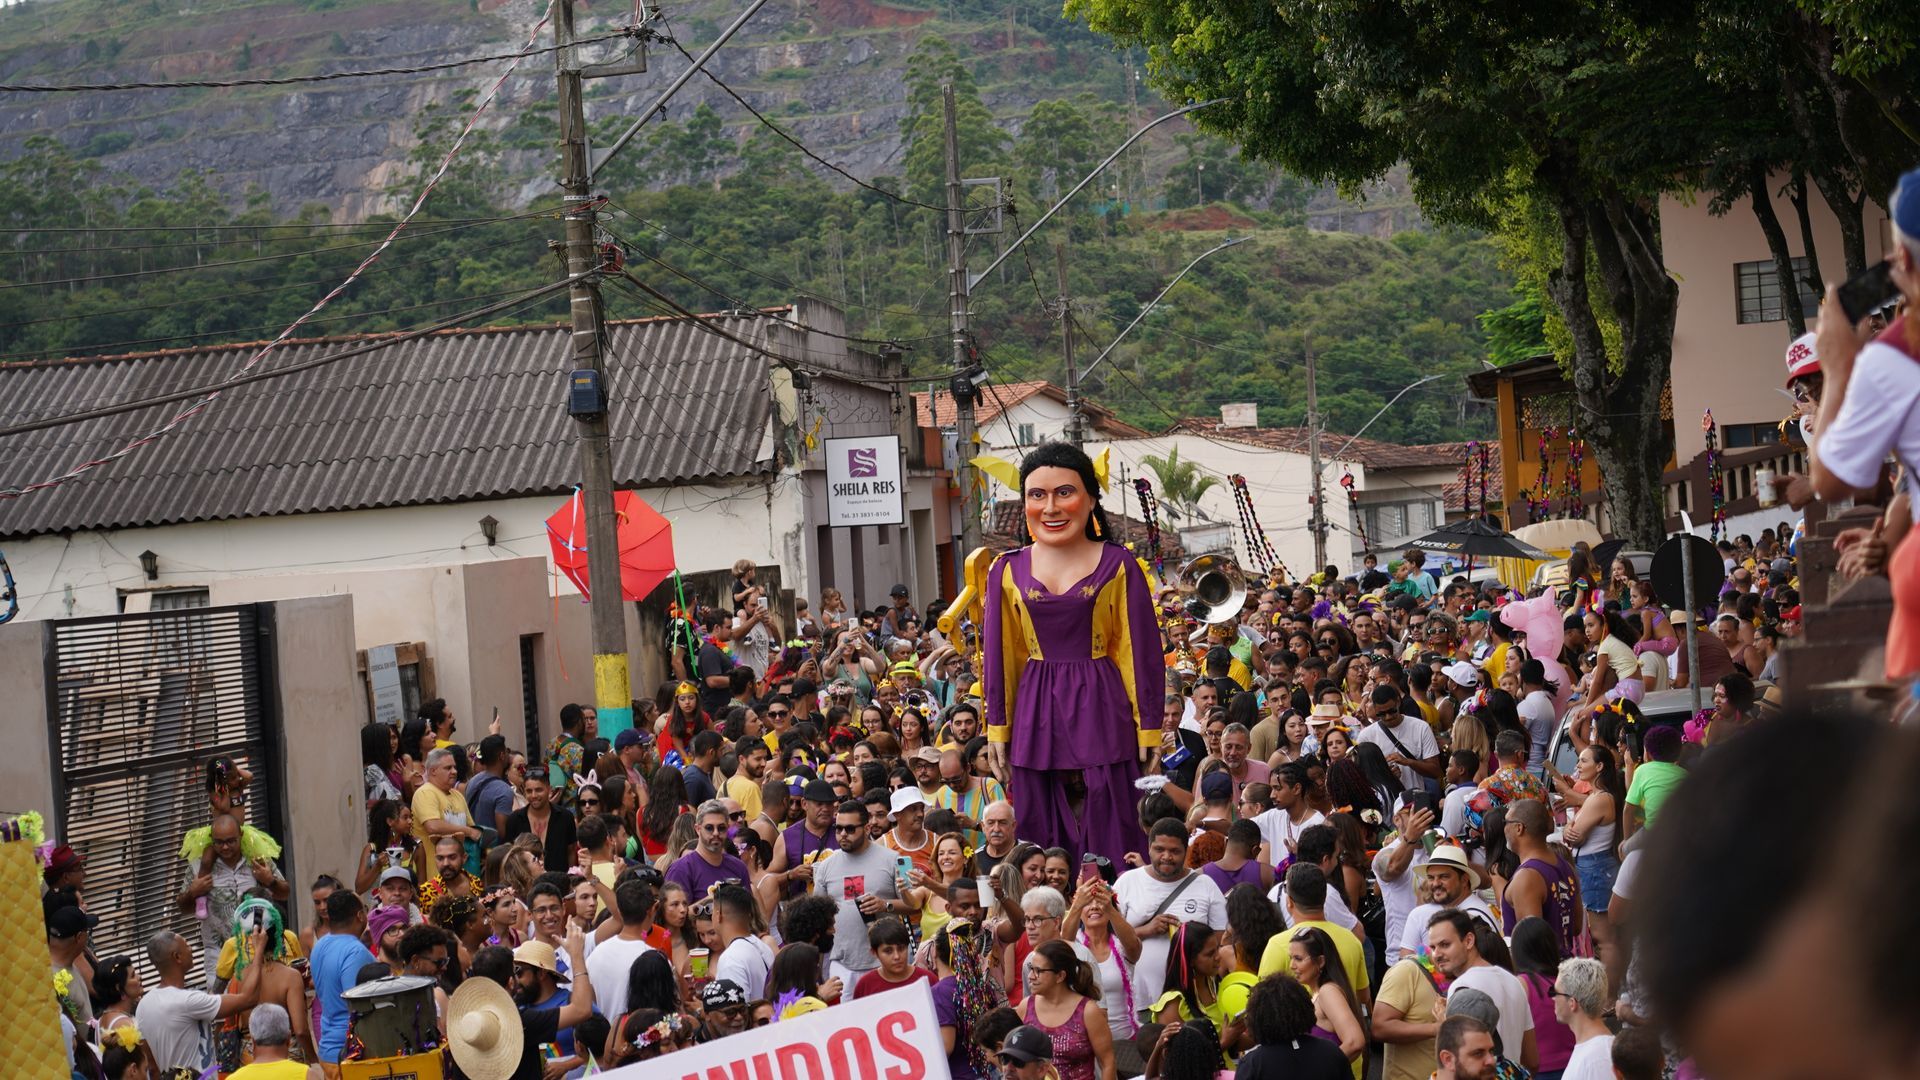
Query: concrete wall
xmin=268 ymin=596 xmax=367 ymax=932
xmin=1085 ymin=434 xmax=1360 ymax=577
xmin=1662 ymin=183 xmax=1890 ymax=460
xmin=0 ymin=619 xmax=56 ymax=823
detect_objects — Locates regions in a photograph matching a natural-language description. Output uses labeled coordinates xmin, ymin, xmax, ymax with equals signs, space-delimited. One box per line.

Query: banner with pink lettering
xmin=599 ymin=980 xmax=951 ymax=1080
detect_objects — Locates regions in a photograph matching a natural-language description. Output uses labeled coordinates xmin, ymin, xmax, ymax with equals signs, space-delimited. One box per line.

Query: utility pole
xmin=1306 ymin=342 xmax=1327 ymax=572
xmin=556 ymin=0 xmax=632 ymax=738
xmin=944 ymin=84 xmax=983 ymax=554
xmin=1055 ymin=241 xmax=1081 ymax=448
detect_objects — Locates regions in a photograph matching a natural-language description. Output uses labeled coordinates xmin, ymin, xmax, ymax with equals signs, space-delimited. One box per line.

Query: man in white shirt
xmin=1554 ymin=957 xmax=1616 ymax=1080
xmin=584 ymin=879 xmax=657 ymax=1019
xmin=1354 ymin=685 xmax=1441 ymax=791
xmin=710 ymin=883 xmax=775 ymax=1000
xmin=135 ymin=927 xmax=269 ymax=1076
xmin=1373 ymin=804 xmax=1436 ymax=958
xmin=1113 ymin=818 xmax=1227 ymax=1005
xmin=1396 ymin=844 xmax=1497 ymax=962
xmin=1253 ymin=760 xmax=1325 ymax=865
xmin=1428 ymin=909 xmax=1537 ymax=1073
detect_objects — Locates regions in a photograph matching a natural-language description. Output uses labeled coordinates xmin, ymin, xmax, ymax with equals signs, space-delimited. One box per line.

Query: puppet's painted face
xmin=1024 ymin=466 xmax=1093 ymax=548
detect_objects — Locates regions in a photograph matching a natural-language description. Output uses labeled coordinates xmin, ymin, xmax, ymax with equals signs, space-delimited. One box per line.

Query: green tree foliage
xmin=902 ymin=36 xmax=1010 ymax=204
xmin=1137 ymin=445 xmax=1217 ymax=524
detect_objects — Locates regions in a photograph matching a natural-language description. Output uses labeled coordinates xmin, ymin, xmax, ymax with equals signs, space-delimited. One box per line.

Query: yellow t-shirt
xmin=229 ymin=1060 xmax=313 ymax=1080
xmin=725 ymin=772 xmax=764 ymax=820
xmin=1483 ymin=642 xmax=1511 ymax=687
xmin=1256 ymin=920 xmax=1371 ymax=994
xmin=411 ymin=783 xmax=472 ymax=847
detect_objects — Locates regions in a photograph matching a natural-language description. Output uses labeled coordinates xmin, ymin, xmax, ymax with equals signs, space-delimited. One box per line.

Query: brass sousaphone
xmin=1176 ymin=553 xmax=1247 ymax=625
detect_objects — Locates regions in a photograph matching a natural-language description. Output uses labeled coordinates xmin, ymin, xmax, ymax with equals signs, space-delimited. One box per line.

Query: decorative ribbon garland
xmin=1478 ymin=441 xmax=1492 ymax=521
xmin=1134 ymin=478 xmax=1165 ymax=578
xmin=1340 ymin=472 xmax=1370 ymax=555
xmin=1537 ymin=426 xmax=1558 ymax=520
xmin=1565 ymin=428 xmax=1586 ymax=521
xmin=1703 ymin=410 xmax=1726 ymax=541
xmin=1230 ymin=474 xmax=1289 ymax=581
xmin=1459 ymin=443 xmax=1478 ymax=519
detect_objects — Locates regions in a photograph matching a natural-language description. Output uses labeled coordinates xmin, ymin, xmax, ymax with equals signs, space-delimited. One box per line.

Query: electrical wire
xmin=0 ymin=1 xmax=562 ymax=499
xmin=602 ymin=198 xmax=943 ymax=322
xmin=657 ymin=29 xmax=977 ymax=216
xmin=0 ymin=276 xmax=584 ymax=441
xmin=599 ymin=222 xmax=940 ymax=348
xmin=0 ymin=230 xmax=549 ymax=334
xmin=0 ymin=209 xmax=562 ymax=292
xmin=0 ymin=28 xmax=638 ymax=92
xmin=0 ymin=284 xmax=554 ymax=364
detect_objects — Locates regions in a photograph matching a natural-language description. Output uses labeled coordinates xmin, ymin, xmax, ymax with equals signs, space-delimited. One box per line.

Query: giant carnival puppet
xmin=979 ymin=443 xmax=1163 ymax=863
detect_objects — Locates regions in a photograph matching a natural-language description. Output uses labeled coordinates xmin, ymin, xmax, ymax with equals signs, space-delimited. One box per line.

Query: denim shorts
xmin=1575 ymin=850 xmax=1619 ymax=912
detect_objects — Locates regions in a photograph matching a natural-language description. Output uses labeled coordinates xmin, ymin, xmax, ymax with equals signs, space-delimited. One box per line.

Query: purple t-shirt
xmin=1200 ymin=857 xmax=1264 ymax=895
xmin=665 ymin=849 xmax=750 ymax=898
xmin=931 ymin=975 xmax=978 ymax=1080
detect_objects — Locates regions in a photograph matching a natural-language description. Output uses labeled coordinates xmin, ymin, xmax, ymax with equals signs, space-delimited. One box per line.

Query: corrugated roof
xmin=0 ymin=312 xmax=781 ymax=538
xmin=1158 ymin=417 xmax=1469 ymax=470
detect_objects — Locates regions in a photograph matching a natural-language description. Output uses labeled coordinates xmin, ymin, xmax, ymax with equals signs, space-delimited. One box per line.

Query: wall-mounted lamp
xmin=138 ymin=550 xmax=159 ymax=581
xmin=479 ymin=515 xmax=499 ymax=547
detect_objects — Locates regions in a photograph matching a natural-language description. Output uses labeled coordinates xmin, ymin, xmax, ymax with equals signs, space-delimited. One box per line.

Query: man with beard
xmin=768 ymin=780 xmax=839 ymax=895
xmin=457 ymin=929 xmax=593 ymax=1080
xmin=1435 ymin=1016 xmax=1500 ymax=1080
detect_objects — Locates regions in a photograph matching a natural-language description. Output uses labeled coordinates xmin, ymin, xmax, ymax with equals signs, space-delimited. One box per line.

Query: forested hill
xmin=0 ymin=0 xmax=1529 ymax=445
xmin=0 ymin=0 xmax=1416 ymax=223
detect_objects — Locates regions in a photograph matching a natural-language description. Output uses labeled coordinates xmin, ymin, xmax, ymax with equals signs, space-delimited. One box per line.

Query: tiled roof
xmin=0 ymin=311 xmax=784 ymax=538
xmin=914 ymin=380 xmax=1149 ymax=438
xmin=1435 ymin=441 xmax=1505 ymax=511
xmin=1158 ymin=417 xmax=1469 ymax=470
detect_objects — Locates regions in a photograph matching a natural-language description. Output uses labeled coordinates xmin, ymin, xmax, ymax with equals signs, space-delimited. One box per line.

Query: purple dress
xmin=983 ymin=543 xmax=1161 ymax=864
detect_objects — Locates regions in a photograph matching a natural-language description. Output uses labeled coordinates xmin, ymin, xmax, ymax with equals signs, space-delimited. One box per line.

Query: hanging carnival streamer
xmin=1340 ymin=472 xmax=1370 ymax=555
xmin=1459 ymin=444 xmax=1478 ymax=518
xmin=1478 ymin=442 xmax=1492 ymax=521
xmin=1228 ymin=474 xmax=1288 ymax=580
xmin=1566 ymin=428 xmax=1586 ymax=521
xmin=1537 ymin=426 xmax=1558 ymax=519
xmin=1703 ymin=410 xmax=1727 ymax=541
xmin=1134 ymin=478 xmax=1165 ymax=578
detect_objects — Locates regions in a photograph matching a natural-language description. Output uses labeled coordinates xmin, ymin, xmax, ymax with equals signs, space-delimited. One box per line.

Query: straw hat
xmin=447 ymin=974 xmax=524 ymax=1080
xmin=511 ymin=940 xmax=560 ymax=976
xmin=1423 ymin=843 xmax=1486 ymax=890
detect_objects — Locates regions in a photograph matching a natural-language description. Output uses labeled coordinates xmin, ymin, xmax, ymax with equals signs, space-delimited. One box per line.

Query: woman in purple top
xmin=983 ymin=444 xmax=1163 ymax=864
xmin=1511 ymin=916 xmax=1577 ymax=1076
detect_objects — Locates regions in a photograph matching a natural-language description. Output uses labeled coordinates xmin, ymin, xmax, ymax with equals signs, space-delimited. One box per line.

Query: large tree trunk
xmin=1788 ymin=171 xmax=1827 ymax=300
xmin=1537 ymin=163 xmax=1677 ymax=550
xmin=1746 ymin=162 xmax=1807 ymax=337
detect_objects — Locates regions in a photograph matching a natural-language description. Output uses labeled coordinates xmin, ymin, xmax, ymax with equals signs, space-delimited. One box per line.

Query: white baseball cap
xmin=889 ymin=787 xmax=927 ymax=815
xmin=1442 ymin=661 xmax=1480 ymax=688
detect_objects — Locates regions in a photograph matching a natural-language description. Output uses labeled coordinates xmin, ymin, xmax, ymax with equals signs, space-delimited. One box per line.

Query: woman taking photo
xmin=1063 ymin=874 xmax=1142 ymax=1059
xmin=909 ymin=833 xmax=979 ymax=942
xmin=824 ymin=626 xmax=883 ymax=707
xmin=1554 ymin=743 xmax=1627 ymax=989
xmin=1287 ymin=926 xmax=1367 ymax=1076
xmin=1022 ymin=939 xmax=1116 ymax=1080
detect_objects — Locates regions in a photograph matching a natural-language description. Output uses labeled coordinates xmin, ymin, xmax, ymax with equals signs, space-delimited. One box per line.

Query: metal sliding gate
xmin=44 ymin=603 xmax=282 ymax=982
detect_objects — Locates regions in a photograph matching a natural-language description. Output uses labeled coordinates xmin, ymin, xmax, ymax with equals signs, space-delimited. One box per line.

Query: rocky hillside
xmin=0 ymin=0 xmax=1421 ymax=229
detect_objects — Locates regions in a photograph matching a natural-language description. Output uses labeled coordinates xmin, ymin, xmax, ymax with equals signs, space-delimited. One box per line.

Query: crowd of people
xmin=24 ymin=160 xmax=1920 ymax=1080
xmin=36 ymin=489 xmax=1829 ymax=1080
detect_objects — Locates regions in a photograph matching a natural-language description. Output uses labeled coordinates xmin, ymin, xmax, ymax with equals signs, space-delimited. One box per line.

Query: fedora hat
xmin=447 ymin=974 xmax=524 ymax=1080
xmin=1423 ymin=843 xmax=1486 ymax=890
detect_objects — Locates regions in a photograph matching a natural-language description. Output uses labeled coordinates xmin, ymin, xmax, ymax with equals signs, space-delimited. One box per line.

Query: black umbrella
xmin=1405 ymin=517 xmax=1554 ymax=561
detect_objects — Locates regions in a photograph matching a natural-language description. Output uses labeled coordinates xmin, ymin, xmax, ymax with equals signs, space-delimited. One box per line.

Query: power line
xmin=0 ymin=283 xmax=556 ymax=364
xmin=602 ymin=199 xmax=942 ymax=322
xmin=0 ymin=209 xmax=559 ymax=292
xmin=0 ymin=1 xmax=560 ymax=499
xmin=9 ymin=216 xmax=534 ymax=234
xmin=0 ymin=276 xmax=584 ymax=441
xmin=0 ymin=29 xmax=639 ymax=92
xmin=657 ymin=29 xmax=971 ymax=215
xmin=0 ymin=232 xmax=547 ymax=334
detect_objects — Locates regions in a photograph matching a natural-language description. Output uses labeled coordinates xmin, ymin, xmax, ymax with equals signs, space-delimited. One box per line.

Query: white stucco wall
xmin=1084 ymin=434 xmax=1361 ymax=578
xmin=4 ymin=476 xmax=804 ymax=624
